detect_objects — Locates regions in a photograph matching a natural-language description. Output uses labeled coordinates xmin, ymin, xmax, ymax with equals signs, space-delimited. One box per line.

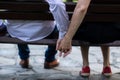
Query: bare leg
xmin=80 ymin=46 xmax=90 ymax=76
xmin=101 ymin=46 xmax=112 ymax=76
xmin=101 ymin=46 xmax=110 ymax=67
xmin=81 ymin=46 xmax=89 ymax=67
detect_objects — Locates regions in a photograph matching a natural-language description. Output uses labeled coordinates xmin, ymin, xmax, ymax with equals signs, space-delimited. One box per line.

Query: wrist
xmin=64 ymin=35 xmax=72 ymax=41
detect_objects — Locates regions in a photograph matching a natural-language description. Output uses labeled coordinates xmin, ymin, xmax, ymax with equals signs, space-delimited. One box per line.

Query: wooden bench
xmin=0 ymin=0 xmax=120 ymax=46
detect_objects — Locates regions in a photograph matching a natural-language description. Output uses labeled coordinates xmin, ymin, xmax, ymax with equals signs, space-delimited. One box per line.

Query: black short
xmin=73 ymin=22 xmax=120 ymax=44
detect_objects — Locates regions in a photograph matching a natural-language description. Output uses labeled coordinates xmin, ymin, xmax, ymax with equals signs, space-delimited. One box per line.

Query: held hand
xmin=59 ymin=47 xmax=71 ymax=58
xmin=56 ymin=39 xmax=63 ymax=57
xmin=56 ymin=37 xmax=72 ymax=57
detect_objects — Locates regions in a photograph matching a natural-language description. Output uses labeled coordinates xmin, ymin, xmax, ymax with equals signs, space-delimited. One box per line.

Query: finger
xmin=63 ymin=50 xmax=71 ymax=57
xmin=56 ymin=44 xmax=59 ymax=50
xmin=56 ymin=41 xmax=60 ymax=50
xmin=63 ymin=52 xmax=69 ymax=57
xmin=59 ymin=48 xmax=63 ymax=57
xmin=59 ymin=51 xmax=63 ymax=57
xmin=63 ymin=49 xmax=70 ymax=53
xmin=59 ymin=48 xmax=62 ymax=52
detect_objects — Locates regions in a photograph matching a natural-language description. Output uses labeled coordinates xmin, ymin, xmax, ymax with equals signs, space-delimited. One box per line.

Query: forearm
xmin=65 ymin=0 xmax=91 ymax=40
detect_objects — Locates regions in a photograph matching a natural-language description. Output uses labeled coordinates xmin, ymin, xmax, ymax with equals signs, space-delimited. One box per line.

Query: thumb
xmin=56 ymin=39 xmax=62 ymax=50
xmin=56 ymin=40 xmax=60 ymax=50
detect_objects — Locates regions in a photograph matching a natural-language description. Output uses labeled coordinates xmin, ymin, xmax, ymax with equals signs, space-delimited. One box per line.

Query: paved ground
xmin=0 ymin=44 xmax=120 ymax=80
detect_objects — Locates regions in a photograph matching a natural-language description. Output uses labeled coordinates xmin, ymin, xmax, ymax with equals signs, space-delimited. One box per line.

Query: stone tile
xmin=110 ymin=65 xmax=120 ymax=74
xmin=29 ymin=56 xmax=44 ymax=66
xmin=0 ymin=57 xmax=15 ymax=66
xmin=90 ymin=63 xmax=103 ymax=73
xmin=0 ymin=75 xmax=17 ymax=80
xmin=0 ymin=68 xmax=16 ymax=75
xmin=0 ymin=44 xmax=16 ymax=48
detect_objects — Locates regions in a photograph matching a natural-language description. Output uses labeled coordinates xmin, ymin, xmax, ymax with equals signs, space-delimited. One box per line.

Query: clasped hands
xmin=56 ymin=38 xmax=72 ymax=57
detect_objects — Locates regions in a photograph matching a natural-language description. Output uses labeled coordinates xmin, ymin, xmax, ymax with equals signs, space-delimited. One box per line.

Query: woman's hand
xmin=56 ymin=37 xmax=72 ymax=57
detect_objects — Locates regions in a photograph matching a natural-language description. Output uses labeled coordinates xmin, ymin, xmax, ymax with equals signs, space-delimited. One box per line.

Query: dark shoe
xmin=44 ymin=59 xmax=59 ymax=69
xmin=19 ymin=59 xmax=32 ymax=69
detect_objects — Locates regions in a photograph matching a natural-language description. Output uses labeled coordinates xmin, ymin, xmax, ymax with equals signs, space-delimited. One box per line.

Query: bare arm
xmin=57 ymin=0 xmax=91 ymax=57
xmin=65 ymin=0 xmax=91 ymax=40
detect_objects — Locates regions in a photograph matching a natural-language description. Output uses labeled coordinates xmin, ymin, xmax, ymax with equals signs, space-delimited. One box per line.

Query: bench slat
xmin=0 ymin=12 xmax=53 ymax=20
xmin=0 ymin=12 xmax=119 ymax=22
xmin=0 ymin=36 xmax=120 ymax=46
xmin=88 ymin=4 xmax=120 ymax=13
xmin=91 ymin=0 xmax=120 ymax=4
xmin=66 ymin=3 xmax=120 ymax=13
xmin=0 ymin=2 xmax=49 ymax=11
